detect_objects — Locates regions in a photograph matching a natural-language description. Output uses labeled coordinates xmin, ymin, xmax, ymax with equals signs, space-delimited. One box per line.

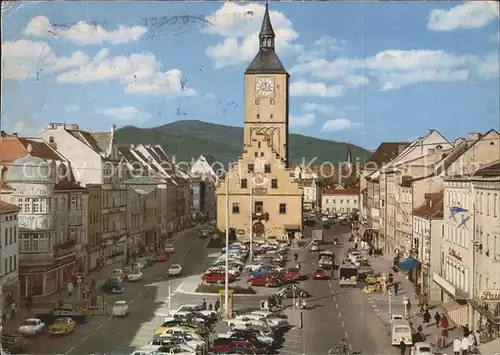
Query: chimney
xmin=48 ymin=136 xmax=57 ymax=149
xmin=434 ymin=144 xmax=443 ymax=162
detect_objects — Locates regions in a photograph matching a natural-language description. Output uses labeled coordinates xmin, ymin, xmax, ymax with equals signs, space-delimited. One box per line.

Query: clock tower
xmin=243 ymin=3 xmax=289 ymax=167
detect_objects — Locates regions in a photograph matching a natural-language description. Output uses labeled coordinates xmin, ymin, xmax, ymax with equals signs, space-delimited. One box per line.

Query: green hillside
xmin=115 ymin=120 xmax=371 ymax=165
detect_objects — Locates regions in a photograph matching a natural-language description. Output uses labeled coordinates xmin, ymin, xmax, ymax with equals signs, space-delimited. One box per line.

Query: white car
xmin=127 ymin=271 xmax=143 ymax=282
xmin=321 ymin=216 xmax=328 ymax=221
xmin=168 ymin=264 xmax=183 ymax=276
xmin=227 ymin=316 xmax=267 ymax=330
xmin=175 ymin=304 xmax=216 ymax=318
xmin=410 ymin=342 xmax=433 ymax=355
xmin=390 ymin=313 xmax=405 ymax=323
xmin=112 ymin=300 xmax=129 ymax=316
xmin=163 ymin=244 xmax=175 ymax=253
xmin=18 ymin=318 xmax=45 ymax=336
xmin=247 ymin=311 xmax=289 ymax=328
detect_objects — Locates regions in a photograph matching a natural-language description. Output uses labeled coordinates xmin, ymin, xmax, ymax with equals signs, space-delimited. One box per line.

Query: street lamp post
xmin=249 ymin=173 xmax=254 ymax=262
xmin=217 ymin=167 xmax=239 ymax=320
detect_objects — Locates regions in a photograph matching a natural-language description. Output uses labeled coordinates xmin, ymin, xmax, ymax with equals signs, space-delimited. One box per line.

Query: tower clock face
xmin=256 ymin=77 xmax=275 ymax=97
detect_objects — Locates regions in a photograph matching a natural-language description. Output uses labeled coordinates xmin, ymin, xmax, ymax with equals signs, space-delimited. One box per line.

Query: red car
xmin=286 ymin=267 xmax=301 ymax=280
xmin=202 ymin=271 xmax=236 ymax=284
xmin=213 ymin=338 xmax=263 ymax=354
xmin=312 ymin=268 xmax=327 ymax=279
xmin=248 ymin=275 xmax=279 ymax=287
xmin=155 ymin=251 xmax=169 ymax=262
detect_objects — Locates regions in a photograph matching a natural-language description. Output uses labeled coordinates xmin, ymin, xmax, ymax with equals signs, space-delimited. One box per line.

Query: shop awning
xmin=284 ymin=224 xmax=300 ymax=231
xmin=396 ymin=257 xmax=420 ymax=272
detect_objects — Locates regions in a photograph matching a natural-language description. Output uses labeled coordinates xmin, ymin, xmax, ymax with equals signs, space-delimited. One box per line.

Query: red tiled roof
xmin=323 ymin=188 xmax=360 ymax=195
xmin=0 ymin=201 xmax=19 ymax=213
xmin=1 ymin=136 xmax=64 ymax=164
xmin=413 ymin=191 xmax=444 ymax=219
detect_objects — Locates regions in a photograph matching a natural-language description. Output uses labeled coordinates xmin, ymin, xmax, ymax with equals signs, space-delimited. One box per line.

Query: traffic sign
xmin=292 ymin=285 xmax=297 ymax=290
xmin=388 ymin=290 xmax=393 ymax=296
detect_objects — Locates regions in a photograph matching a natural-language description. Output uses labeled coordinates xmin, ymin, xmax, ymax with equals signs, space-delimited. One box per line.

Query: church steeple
xmin=259 ymin=3 xmax=275 ymax=50
xmin=245 ymin=3 xmax=287 ymax=74
xmin=346 ymin=144 xmax=353 ymax=164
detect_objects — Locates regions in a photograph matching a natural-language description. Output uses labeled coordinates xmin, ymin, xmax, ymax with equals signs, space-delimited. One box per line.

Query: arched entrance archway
xmin=253 ymin=222 xmax=265 ymax=237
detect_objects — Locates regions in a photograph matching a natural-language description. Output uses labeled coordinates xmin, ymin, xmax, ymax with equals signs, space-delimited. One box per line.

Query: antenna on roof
xmin=27 ymin=143 xmax=33 ymax=153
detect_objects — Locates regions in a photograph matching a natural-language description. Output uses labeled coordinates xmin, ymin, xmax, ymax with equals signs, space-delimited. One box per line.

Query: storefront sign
xmin=479 ymin=289 xmax=500 ymax=303
xmin=448 ymin=248 xmax=462 ymax=261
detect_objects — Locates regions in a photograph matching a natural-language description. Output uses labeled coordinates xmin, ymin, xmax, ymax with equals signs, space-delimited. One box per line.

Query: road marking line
xmin=349 ymin=344 xmax=353 ymax=351
xmin=82 ymin=335 xmax=90 ymax=341
xmin=138 ymin=292 xmax=143 ymax=297
xmin=338 ymin=311 xmax=342 ymax=318
xmin=333 ymin=296 xmax=336 ymax=301
xmin=341 ymin=320 xmax=345 ymax=327
xmin=64 ymin=346 xmax=75 ymax=355
xmin=335 ymin=303 xmax=339 ymax=308
xmin=373 ymin=308 xmax=380 ymax=312
xmin=129 ymin=299 xmax=135 ymax=304
xmin=371 ymin=304 xmax=378 ymax=308
xmin=345 ymin=331 xmax=349 ymax=339
xmin=96 ymin=324 xmax=103 ymax=330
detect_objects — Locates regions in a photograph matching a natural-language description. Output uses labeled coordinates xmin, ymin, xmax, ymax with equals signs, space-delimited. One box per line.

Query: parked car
xmin=310 ymin=242 xmax=320 ymax=252
xmin=101 ymin=277 xmax=124 ymax=293
xmin=246 ymin=311 xmax=288 ymax=329
xmin=112 ymin=301 xmax=129 ymax=317
xmin=168 ymin=264 xmax=183 ymax=276
xmin=35 ymin=308 xmax=87 ymax=325
xmin=156 ymin=251 xmax=170 ymax=262
xmin=111 ymin=269 xmax=125 ymax=282
xmin=49 ymin=317 xmax=76 ymax=335
xmin=312 ymin=268 xmax=327 ymax=279
xmin=163 ymin=244 xmax=176 ymax=253
xmin=127 ymin=270 xmax=143 ymax=282
xmin=18 ymin=318 xmax=45 ymax=336
xmin=285 ymin=267 xmax=301 ymax=280
xmin=199 ymin=229 xmax=211 ymax=237
xmin=410 ymin=342 xmax=433 ymax=355
xmin=226 ymin=316 xmax=267 ymax=330
xmin=248 ymin=275 xmax=279 ymax=287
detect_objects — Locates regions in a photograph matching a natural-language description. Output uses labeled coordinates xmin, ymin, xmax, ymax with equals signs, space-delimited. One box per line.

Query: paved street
xmin=298 ymin=221 xmax=399 ymax=354
xmin=20 ymin=225 xmax=225 ymax=354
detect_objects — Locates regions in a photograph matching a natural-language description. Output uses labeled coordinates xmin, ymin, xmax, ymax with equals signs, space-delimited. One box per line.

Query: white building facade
xmin=0 ymin=202 xmax=20 ymax=314
xmin=190 ymin=154 xmax=218 ymax=219
xmin=321 ymin=188 xmax=360 ymax=214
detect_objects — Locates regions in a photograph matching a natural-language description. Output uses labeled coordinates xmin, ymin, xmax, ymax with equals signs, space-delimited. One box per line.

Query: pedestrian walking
xmin=214 ymin=299 xmax=220 ymax=313
xmin=399 ymin=338 xmax=407 ymax=355
xmin=423 ymin=309 xmax=431 ymax=326
xmin=462 ymin=323 xmax=470 ymax=337
xmin=201 ymin=298 xmax=207 ymax=310
xmin=434 ymin=312 xmax=442 ymax=328
xmin=10 ymin=301 xmax=16 ymax=320
xmin=461 ymin=335 xmax=469 ymax=355
xmin=415 ymin=284 xmax=421 ymax=297
xmin=467 ymin=332 xmax=476 ymax=353
xmin=208 ymin=302 xmax=213 ymax=311
xmin=442 ymin=327 xmax=450 ymax=347
xmin=67 ymin=281 xmax=74 ymax=297
xmin=441 ymin=314 xmax=450 ymax=329
xmin=453 ymin=337 xmax=462 ymax=355
xmin=394 ymin=282 xmax=399 ymax=296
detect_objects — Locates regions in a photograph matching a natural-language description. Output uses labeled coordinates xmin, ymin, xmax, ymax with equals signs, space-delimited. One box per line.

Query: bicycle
xmin=328 ymin=344 xmax=351 ymax=355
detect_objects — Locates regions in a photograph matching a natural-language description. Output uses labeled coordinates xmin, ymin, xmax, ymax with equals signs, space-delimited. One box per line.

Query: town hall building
xmin=216 ymin=5 xmax=303 ymax=241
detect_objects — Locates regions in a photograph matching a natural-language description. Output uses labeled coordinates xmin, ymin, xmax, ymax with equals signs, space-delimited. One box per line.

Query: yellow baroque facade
xmin=216 ymin=4 xmax=303 ymax=241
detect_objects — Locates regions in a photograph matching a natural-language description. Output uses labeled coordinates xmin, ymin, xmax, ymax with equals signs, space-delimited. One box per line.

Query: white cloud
xmin=205 ymin=93 xmax=215 ymax=99
xmin=64 ymin=105 xmax=80 ymax=112
xmin=302 ymin=102 xmax=333 ymax=115
xmin=321 ymin=118 xmax=361 ymax=133
xmin=24 ymin=16 xmax=147 ymax=45
xmin=56 ymin=49 xmax=197 ymax=96
xmin=291 ymin=49 xmax=494 ymax=91
xmin=428 ymin=2 xmax=499 ymax=31
xmin=475 ymin=53 xmax=500 ymax=79
xmin=204 ymin=2 xmax=301 ymax=68
xmin=290 ymin=113 xmax=316 ymax=127
xmin=290 ymin=81 xmax=345 ymax=98
xmin=297 ymin=36 xmax=345 ymax=63
xmin=2 ymin=39 xmax=89 ymax=79
xmin=98 ymin=106 xmax=151 ymax=121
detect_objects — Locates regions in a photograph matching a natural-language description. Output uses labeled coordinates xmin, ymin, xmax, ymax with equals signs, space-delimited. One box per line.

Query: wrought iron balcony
xmin=252 ymin=212 xmax=269 ymax=221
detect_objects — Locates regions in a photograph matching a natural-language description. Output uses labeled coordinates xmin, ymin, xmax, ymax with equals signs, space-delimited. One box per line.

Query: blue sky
xmin=2 ymin=1 xmax=499 ymax=150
